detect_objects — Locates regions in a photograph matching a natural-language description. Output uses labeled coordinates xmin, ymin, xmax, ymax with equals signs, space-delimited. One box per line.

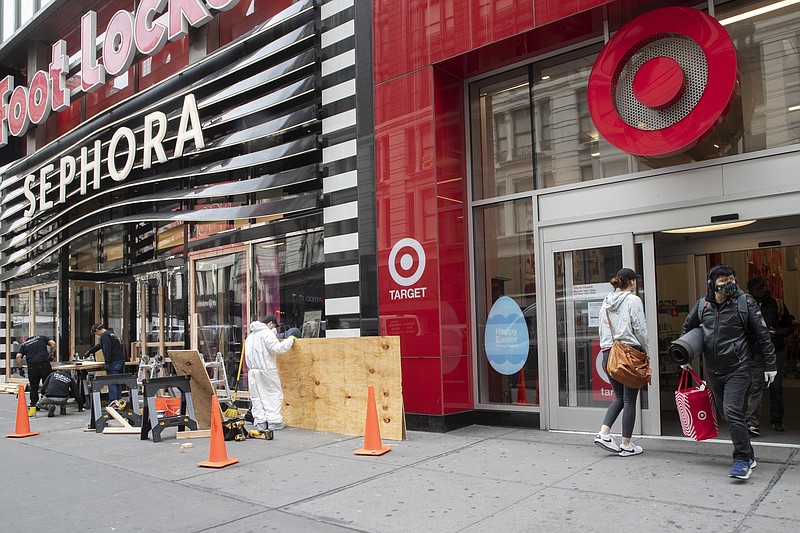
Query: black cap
xmin=90 ymin=323 xmax=103 ymax=334
xmin=747 ymin=276 xmax=766 ymax=291
xmin=262 ymin=315 xmax=279 ymax=327
xmin=616 ymin=268 xmax=641 ymax=282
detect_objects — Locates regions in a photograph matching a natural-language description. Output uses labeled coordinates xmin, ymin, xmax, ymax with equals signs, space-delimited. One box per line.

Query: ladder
xmin=206 ymin=352 xmax=232 ymax=402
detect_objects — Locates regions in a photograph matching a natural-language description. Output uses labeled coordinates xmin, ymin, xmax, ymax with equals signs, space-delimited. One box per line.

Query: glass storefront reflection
xmin=474 ymin=199 xmax=538 ymax=406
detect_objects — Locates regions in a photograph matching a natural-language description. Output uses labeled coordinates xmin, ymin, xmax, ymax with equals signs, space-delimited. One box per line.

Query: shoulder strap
xmin=605 ymin=308 xmax=615 ymax=338
xmin=738 ymin=293 xmax=749 ymax=334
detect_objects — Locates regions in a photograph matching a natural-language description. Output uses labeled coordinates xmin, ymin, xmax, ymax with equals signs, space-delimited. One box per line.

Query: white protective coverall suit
xmin=245 ymin=321 xmax=295 ymax=427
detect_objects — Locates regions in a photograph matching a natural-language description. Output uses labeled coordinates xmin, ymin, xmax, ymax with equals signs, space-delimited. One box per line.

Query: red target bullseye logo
xmin=588 ymin=7 xmax=737 ymax=157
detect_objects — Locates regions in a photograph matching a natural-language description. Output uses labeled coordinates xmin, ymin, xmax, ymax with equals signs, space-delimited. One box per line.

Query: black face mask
xmin=715 ymin=281 xmax=737 ymax=297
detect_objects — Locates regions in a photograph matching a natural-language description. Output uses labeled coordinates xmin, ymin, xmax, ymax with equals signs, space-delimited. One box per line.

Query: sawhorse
xmin=140 ymin=375 xmax=198 ymax=443
xmin=89 ymin=374 xmax=141 ymax=432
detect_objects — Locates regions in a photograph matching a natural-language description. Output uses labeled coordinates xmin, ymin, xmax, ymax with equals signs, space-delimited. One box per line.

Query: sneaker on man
xmin=255 ymin=421 xmax=268 ymax=432
xmin=749 ymin=458 xmax=757 ymax=469
xmin=108 ymin=400 xmax=120 ymax=409
xmin=729 ymin=460 xmax=752 ymax=480
xmin=47 ymin=405 xmax=56 ymax=418
xmin=618 ymin=443 xmax=643 ymax=457
xmin=772 ymin=422 xmax=785 ymax=432
xmin=268 ymin=422 xmax=286 ymax=431
xmin=60 ymin=405 xmax=67 ymax=415
xmin=747 ymin=425 xmax=760 ymax=437
xmin=593 ymin=433 xmax=620 ymax=453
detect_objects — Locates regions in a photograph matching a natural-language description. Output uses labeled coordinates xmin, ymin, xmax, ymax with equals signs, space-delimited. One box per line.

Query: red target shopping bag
xmin=675 ymin=368 xmax=718 ymax=441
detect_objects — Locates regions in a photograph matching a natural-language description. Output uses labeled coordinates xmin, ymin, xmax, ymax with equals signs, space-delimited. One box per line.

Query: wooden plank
xmin=102 ymin=426 xmax=141 ymax=434
xmin=276 ymin=336 xmax=405 ymax=441
xmin=176 ymin=429 xmax=211 ymax=439
xmin=167 ymin=349 xmax=220 ymax=430
xmin=105 ymin=406 xmax=133 ymax=428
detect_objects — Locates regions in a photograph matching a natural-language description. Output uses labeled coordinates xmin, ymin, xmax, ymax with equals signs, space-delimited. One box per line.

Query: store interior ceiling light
xmin=790 ymin=104 xmax=800 ymax=111
xmin=718 ymin=0 xmax=800 ymax=26
xmin=662 ymin=220 xmax=757 ymax=234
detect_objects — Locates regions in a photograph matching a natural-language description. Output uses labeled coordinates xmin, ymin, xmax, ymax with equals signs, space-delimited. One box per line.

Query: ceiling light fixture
xmin=662 ymin=220 xmax=756 ymax=234
xmin=718 ymin=0 xmax=800 ymax=26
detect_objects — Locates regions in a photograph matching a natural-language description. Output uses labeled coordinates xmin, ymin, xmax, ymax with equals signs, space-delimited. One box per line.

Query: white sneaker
xmin=618 ymin=443 xmax=643 ymax=457
xmin=268 ymin=422 xmax=285 ymax=430
xmin=594 ymin=433 xmax=620 ymax=453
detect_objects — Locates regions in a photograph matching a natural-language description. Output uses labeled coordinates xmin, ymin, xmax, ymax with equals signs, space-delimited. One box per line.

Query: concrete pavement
xmin=1 ymin=393 xmax=798 ymax=532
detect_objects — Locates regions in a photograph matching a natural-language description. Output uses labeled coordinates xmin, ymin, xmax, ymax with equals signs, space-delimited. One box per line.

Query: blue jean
xmin=706 ymin=364 xmax=753 ymax=462
xmin=105 ymin=361 xmax=125 ymax=401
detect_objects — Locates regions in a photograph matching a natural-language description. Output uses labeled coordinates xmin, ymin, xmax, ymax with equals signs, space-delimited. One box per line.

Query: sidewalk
xmin=1 ymin=393 xmax=798 ymax=533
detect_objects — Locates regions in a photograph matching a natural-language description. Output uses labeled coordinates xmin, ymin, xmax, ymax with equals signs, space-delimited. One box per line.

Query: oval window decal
xmin=484 ymin=296 xmax=529 ymax=375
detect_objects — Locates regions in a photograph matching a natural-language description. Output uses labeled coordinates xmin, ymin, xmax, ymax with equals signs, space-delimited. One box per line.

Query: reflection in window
xmin=194 ymin=251 xmax=247 ymax=364
xmin=474 ymin=199 xmax=537 ymax=406
xmin=471 ymin=70 xmax=533 ymax=200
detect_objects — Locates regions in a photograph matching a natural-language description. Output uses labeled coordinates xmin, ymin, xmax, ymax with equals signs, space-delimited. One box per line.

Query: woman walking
xmin=594 ymin=267 xmax=649 ymax=457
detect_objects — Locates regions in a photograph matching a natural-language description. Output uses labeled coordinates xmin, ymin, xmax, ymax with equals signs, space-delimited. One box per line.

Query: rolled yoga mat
xmin=668 ymin=327 xmax=704 ymax=365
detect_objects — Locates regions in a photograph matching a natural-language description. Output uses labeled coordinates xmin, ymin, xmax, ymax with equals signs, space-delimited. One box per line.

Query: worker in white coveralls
xmin=245 ymin=314 xmax=296 ymax=431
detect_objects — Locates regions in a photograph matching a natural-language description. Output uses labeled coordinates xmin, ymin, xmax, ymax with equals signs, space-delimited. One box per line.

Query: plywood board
xmin=167 ymin=350 xmax=221 ymax=430
xmin=176 ymin=429 xmax=211 ymax=439
xmin=276 ymin=336 xmax=405 ymax=440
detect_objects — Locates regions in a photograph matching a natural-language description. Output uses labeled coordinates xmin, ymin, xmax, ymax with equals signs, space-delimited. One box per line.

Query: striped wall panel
xmin=321 ymin=0 xmax=366 ymax=337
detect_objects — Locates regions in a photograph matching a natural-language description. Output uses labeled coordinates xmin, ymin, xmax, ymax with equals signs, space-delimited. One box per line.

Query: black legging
xmin=26 ymin=361 xmax=53 ymax=406
xmin=601 ymin=349 xmax=640 ymax=439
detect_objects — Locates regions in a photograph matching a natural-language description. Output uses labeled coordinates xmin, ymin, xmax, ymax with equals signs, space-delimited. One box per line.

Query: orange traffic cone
xmin=514 ymin=369 xmax=527 ymax=404
xmin=7 ymin=386 xmax=39 ymax=438
xmin=198 ymin=395 xmax=238 ymax=468
xmin=354 ymin=386 xmax=391 ymax=456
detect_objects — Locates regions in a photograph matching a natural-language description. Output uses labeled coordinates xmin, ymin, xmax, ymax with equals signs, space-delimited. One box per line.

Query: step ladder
xmin=205 ymin=352 xmax=232 ymax=403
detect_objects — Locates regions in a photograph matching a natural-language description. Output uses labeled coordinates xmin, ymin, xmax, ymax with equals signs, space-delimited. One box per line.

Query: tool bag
xmin=675 ymin=368 xmax=718 ymax=441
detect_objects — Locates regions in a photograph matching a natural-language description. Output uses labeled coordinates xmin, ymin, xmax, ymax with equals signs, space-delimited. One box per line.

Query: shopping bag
xmin=675 ymin=368 xmax=718 ymax=441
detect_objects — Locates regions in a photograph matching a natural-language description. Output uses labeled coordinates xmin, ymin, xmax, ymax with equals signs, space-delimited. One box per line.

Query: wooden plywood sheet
xmin=276 ymin=336 xmax=405 ymax=441
xmin=167 ymin=350 xmax=221 ymax=430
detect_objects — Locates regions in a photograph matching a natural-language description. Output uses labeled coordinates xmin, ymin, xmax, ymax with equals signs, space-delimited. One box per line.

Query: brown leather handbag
xmin=605 ymin=308 xmax=651 ymax=388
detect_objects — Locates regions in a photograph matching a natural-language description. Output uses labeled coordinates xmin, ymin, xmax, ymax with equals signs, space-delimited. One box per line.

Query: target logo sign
xmin=697 ymin=411 xmax=707 ymax=421
xmin=588 ymin=7 xmax=737 ymax=157
xmin=388 ymin=238 xmax=428 ymax=300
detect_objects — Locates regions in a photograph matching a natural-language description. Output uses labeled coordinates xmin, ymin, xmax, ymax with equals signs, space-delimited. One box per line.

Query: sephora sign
xmin=0 ymin=0 xmax=240 ymax=146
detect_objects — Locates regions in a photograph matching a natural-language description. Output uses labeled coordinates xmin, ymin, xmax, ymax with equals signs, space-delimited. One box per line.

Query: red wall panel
xmin=374 ymin=0 xmax=611 ymax=83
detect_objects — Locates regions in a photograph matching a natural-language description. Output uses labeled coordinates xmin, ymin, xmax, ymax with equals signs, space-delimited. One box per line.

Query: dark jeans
xmin=27 ymin=361 xmax=52 ymax=406
xmin=746 ymin=348 xmax=785 ymax=428
xmin=601 ymin=349 xmax=641 ymax=439
xmin=706 ymin=364 xmax=753 ymax=462
xmin=105 ymin=361 xmax=125 ymax=402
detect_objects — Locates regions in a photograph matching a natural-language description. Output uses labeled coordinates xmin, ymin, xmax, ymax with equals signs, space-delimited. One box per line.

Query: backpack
xmin=697 ymin=293 xmax=749 ymax=334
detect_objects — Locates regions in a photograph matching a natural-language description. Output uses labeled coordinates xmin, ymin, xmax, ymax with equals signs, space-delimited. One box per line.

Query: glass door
xmin=543 ymin=233 xmax=659 ymax=434
xmin=135 ymin=270 xmax=185 ymax=361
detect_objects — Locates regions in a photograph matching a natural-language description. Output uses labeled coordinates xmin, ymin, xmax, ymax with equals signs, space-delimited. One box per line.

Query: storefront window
xmin=717 ymin=0 xmax=800 ymax=152
xmin=474 ymin=199 xmax=538 ymax=406
xmin=253 ymin=231 xmax=324 ymax=337
xmin=33 ymin=286 xmax=57 ymax=344
xmin=470 ymin=69 xmax=534 ymax=201
xmin=7 ymin=292 xmax=29 ymax=376
xmin=193 ymin=250 xmax=247 ymax=364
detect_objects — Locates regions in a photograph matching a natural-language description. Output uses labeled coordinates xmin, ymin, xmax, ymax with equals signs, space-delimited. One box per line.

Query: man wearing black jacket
xmin=37 ymin=370 xmax=85 ymax=417
xmin=682 ymin=265 xmax=776 ymax=480
xmin=16 ymin=335 xmax=56 ymax=408
xmin=745 ymin=277 xmax=793 ymax=434
xmin=85 ymin=324 xmax=125 ymax=404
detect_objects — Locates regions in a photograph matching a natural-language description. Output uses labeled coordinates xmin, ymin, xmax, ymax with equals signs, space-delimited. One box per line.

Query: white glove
xmin=764 ymin=371 xmax=777 ymax=387
xmin=680 ymin=364 xmax=692 ymax=370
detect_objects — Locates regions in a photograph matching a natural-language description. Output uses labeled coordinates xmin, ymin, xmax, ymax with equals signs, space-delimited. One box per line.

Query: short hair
xmin=90 ymin=323 xmax=104 ymax=334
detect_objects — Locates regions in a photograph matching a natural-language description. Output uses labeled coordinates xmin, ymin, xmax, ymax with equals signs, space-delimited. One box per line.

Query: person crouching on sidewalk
xmin=681 ymin=265 xmax=776 ymax=480
xmin=37 ymin=370 xmax=85 ymax=417
xmin=245 ymin=314 xmax=296 ymax=432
